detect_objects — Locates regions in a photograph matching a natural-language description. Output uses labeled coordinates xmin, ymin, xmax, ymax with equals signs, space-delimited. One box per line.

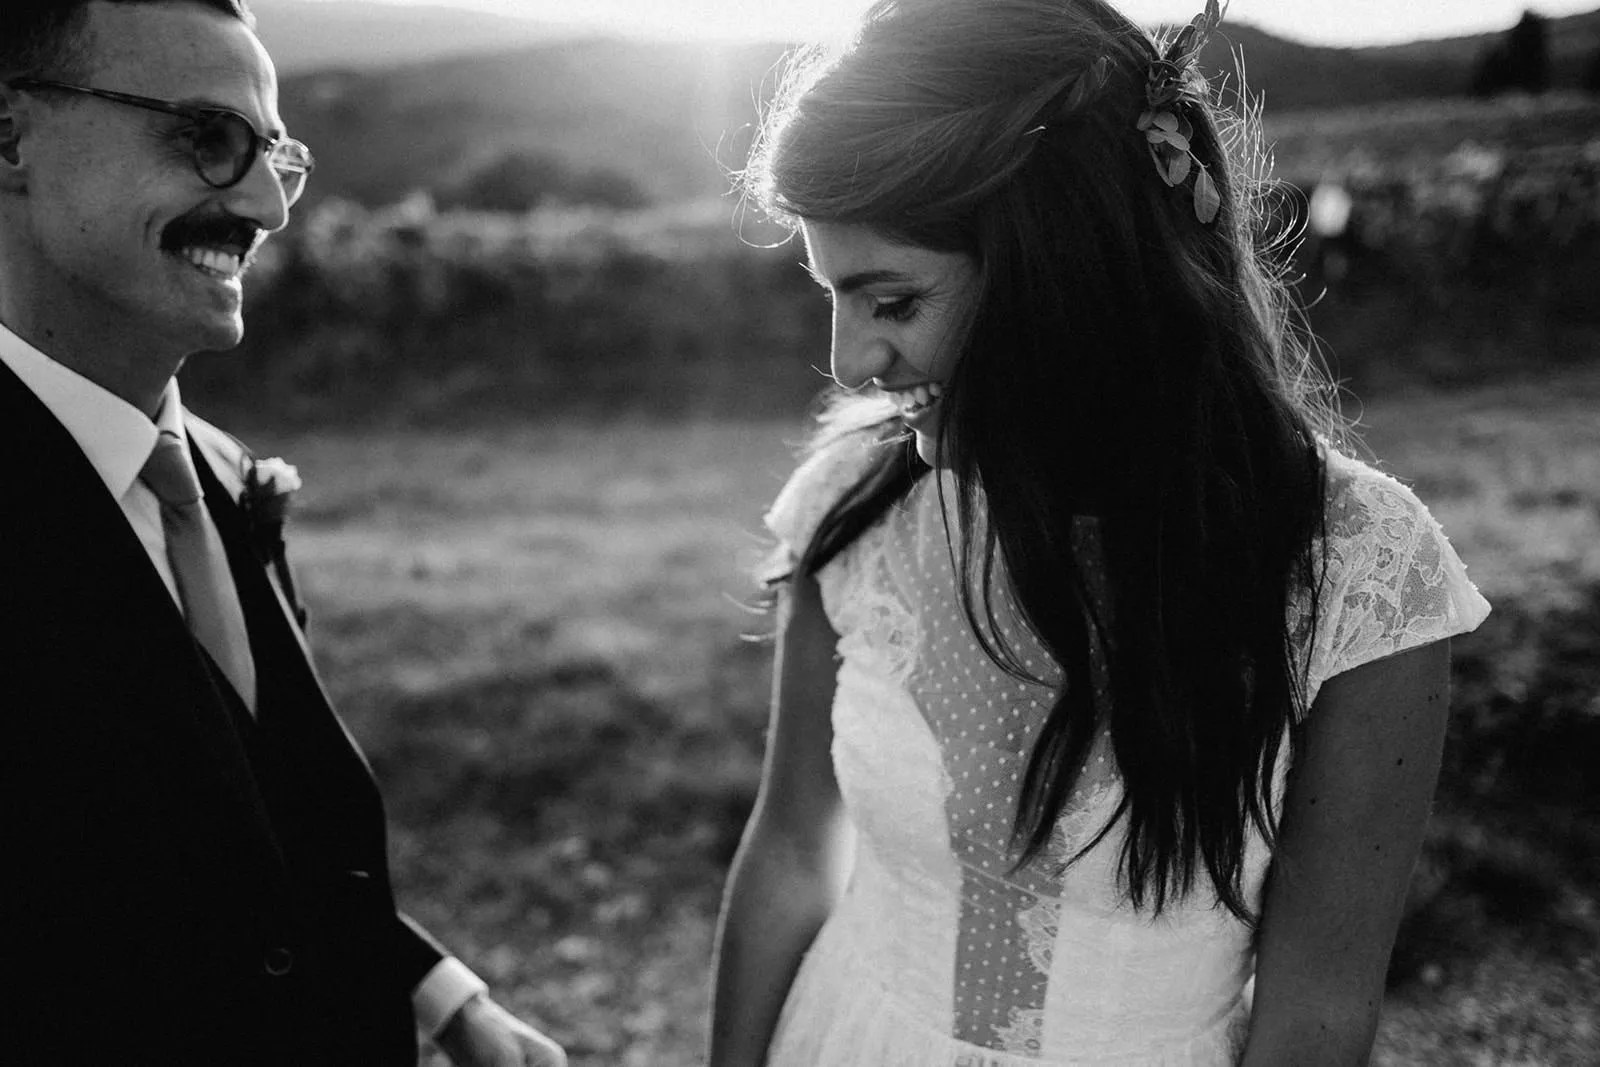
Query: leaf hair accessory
xmin=1138 ymin=0 xmax=1226 ymax=224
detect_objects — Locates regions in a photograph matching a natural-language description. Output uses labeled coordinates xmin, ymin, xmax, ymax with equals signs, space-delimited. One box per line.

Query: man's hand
xmin=435 ymin=993 xmax=567 ymax=1067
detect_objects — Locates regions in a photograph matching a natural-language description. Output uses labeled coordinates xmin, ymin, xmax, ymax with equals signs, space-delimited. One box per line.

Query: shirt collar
xmin=0 ymin=318 xmax=180 ymax=501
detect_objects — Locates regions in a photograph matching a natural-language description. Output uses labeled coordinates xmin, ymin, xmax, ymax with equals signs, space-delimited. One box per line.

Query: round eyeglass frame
xmin=5 ymin=76 xmax=315 ymax=205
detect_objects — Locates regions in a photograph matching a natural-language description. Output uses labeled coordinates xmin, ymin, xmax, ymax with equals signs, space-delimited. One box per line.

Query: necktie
xmin=141 ymin=431 xmax=257 ymax=715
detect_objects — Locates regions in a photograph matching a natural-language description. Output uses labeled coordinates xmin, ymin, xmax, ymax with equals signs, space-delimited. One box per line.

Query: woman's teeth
xmin=182 ymin=247 xmax=243 ymax=278
xmin=895 ymin=382 xmax=943 ymax=416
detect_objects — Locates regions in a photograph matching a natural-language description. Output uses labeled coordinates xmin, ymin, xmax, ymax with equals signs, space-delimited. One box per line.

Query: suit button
xmin=263 ymin=947 xmax=295 ymax=976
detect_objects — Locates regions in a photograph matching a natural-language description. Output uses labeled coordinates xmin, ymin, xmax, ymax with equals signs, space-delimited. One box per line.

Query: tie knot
xmin=141 ymin=431 xmax=203 ymax=508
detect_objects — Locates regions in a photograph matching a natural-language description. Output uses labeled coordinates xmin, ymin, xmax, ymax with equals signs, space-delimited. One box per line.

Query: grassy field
xmin=235 ymin=369 xmax=1600 ymax=1066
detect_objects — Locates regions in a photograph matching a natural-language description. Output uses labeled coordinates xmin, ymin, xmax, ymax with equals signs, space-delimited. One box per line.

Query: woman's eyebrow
xmin=802 ymin=264 xmax=918 ymax=294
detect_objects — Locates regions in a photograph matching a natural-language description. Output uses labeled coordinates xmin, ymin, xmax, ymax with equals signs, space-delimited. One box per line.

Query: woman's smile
xmin=879 ymin=380 xmax=944 ymax=423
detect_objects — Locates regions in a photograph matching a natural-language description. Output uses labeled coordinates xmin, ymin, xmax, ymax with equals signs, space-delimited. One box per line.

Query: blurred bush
xmin=1449 ymin=585 xmax=1600 ymax=818
xmin=183 ymin=97 xmax=1600 ymax=423
xmin=1388 ymin=581 xmax=1600 ymax=987
xmin=1291 ymin=132 xmax=1600 ymax=388
xmin=186 ymin=195 xmax=829 ymax=422
xmin=435 ymin=151 xmax=651 ymax=213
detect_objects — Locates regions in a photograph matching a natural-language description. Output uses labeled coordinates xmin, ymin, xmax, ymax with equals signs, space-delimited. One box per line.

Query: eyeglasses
xmin=6 ymin=77 xmax=315 ymax=205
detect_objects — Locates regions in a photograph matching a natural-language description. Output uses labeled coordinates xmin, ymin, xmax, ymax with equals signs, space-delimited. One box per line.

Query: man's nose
xmin=830 ymin=312 xmax=894 ymax=391
xmin=224 ymin=153 xmax=290 ymax=234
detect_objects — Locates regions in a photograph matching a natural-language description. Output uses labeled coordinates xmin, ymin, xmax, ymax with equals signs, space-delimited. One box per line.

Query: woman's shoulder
xmin=1304 ymin=443 xmax=1491 ymax=696
xmin=1318 ymin=445 xmax=1435 ymax=544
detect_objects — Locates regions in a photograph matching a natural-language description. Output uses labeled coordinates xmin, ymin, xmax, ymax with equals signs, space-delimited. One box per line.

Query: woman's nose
xmin=830 ymin=312 xmax=894 ymax=390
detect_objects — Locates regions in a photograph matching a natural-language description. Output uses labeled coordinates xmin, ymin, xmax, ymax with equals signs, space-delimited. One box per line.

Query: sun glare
xmin=312 ymin=0 xmax=1600 ymax=47
xmin=404 ymin=0 xmax=874 ymax=42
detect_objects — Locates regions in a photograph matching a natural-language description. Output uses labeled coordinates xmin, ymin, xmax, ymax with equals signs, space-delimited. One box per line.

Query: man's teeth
xmin=182 ymin=248 xmax=242 ymax=276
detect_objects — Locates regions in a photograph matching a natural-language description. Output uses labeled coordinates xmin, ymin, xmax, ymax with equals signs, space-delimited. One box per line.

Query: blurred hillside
xmin=1203 ymin=12 xmax=1600 ymax=111
xmin=263 ymin=5 xmax=1600 ymax=209
xmin=251 ymin=0 xmax=572 ymax=72
xmin=276 ymin=39 xmax=787 ymax=206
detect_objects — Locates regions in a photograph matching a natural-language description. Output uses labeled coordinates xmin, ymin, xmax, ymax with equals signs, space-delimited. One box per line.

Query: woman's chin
xmin=914 ymin=428 xmax=946 ymax=468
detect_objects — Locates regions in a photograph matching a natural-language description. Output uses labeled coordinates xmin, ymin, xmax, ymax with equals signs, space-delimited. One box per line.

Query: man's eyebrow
xmin=174 ymin=95 xmax=285 ymax=138
xmin=801 ymin=264 xmax=917 ymax=294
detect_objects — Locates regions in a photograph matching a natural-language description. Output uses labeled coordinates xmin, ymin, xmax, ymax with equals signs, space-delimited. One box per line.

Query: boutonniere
xmin=240 ymin=455 xmax=310 ymax=628
xmin=240 ymin=455 xmax=301 ymax=564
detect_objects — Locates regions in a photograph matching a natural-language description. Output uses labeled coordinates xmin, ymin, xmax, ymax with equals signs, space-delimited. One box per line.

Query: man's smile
xmin=173 ymin=244 xmax=245 ymax=280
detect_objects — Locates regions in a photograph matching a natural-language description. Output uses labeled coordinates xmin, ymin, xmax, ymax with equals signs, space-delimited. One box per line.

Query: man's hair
xmin=1 ymin=1 xmax=255 ymax=81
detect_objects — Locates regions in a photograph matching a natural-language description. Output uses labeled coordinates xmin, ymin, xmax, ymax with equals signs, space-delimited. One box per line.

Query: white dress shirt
xmin=0 ymin=320 xmax=486 ymax=1038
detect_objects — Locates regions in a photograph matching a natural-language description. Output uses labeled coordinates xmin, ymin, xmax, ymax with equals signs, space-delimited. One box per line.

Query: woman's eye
xmin=871 ymin=296 xmax=917 ymax=322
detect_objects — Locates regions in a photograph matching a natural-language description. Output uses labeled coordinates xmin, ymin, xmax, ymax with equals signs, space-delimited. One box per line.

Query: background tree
xmin=1471 ymin=11 xmax=1551 ymax=95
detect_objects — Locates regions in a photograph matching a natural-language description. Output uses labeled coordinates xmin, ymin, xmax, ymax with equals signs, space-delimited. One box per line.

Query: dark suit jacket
xmin=0 ymin=360 xmax=442 ymax=1065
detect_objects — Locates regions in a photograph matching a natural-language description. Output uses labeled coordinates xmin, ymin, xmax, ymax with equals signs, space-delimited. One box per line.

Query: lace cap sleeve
xmin=1306 ymin=450 xmax=1492 ymax=699
xmin=762 ymin=429 xmax=886 ymax=571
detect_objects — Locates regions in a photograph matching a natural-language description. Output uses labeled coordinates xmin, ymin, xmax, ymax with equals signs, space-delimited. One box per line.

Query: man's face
xmin=14 ymin=1 xmax=290 ymax=357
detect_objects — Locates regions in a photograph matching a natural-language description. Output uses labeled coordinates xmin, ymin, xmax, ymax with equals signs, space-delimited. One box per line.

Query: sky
xmin=326 ymin=0 xmax=1600 ymax=47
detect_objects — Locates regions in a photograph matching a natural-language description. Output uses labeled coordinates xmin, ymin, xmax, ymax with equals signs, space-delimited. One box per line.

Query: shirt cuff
xmin=412 ymin=956 xmax=491 ymax=1039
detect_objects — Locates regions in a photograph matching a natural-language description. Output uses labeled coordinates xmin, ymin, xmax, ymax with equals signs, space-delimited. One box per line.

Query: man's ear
xmin=0 ymin=88 xmax=30 ymax=191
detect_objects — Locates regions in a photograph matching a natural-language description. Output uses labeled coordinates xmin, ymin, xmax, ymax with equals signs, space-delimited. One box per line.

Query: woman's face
xmin=801 ymin=221 xmax=978 ymax=467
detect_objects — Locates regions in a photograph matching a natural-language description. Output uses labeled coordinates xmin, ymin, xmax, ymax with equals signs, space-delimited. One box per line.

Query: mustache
xmin=159 ymin=213 xmax=264 ymax=255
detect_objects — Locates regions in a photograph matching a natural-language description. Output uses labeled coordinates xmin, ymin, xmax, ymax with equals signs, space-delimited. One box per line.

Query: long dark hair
xmin=746 ymin=0 xmax=1344 ymax=921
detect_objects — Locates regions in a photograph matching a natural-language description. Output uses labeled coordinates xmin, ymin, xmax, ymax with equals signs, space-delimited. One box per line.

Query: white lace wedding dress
xmin=760 ymin=433 xmax=1490 ymax=1067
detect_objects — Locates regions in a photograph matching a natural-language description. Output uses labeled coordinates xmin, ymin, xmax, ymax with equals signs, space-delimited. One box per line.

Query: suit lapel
xmin=193 ymin=434 xmax=314 ymax=716
xmin=189 ymin=420 xmax=383 ymax=783
xmin=189 ymin=422 xmax=318 ymax=662
xmin=189 ymin=421 xmax=390 ymax=868
xmin=0 ymin=360 xmax=288 ymax=886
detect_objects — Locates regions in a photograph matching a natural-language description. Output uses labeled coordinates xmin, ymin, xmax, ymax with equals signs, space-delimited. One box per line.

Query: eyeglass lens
xmin=193 ymin=112 xmax=309 ymax=204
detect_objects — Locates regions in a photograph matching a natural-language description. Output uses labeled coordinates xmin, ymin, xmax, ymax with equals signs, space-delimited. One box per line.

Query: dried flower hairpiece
xmin=1138 ymin=0 xmax=1226 ymax=224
